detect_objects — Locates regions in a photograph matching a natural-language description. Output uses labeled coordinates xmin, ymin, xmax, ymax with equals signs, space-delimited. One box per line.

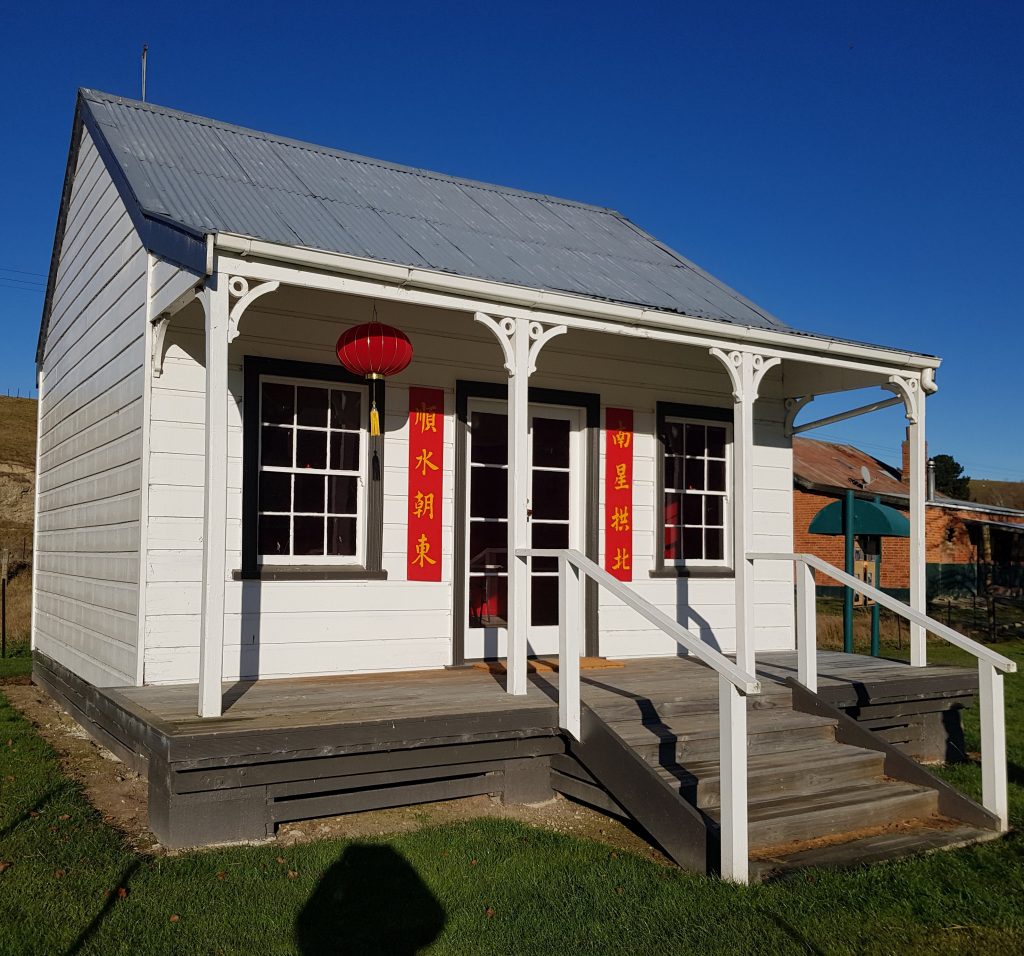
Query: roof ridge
xmin=80 ymin=88 xmax=625 ymax=217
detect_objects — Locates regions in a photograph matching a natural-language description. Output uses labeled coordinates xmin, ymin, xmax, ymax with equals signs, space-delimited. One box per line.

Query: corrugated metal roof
xmin=793 ymin=437 xmax=907 ymax=496
xmin=80 ymin=89 xmax=786 ymax=330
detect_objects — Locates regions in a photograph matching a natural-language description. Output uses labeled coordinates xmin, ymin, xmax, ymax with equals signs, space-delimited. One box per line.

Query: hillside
xmin=0 ymin=396 xmax=36 ymax=552
xmin=972 ymin=478 xmax=1024 ymax=511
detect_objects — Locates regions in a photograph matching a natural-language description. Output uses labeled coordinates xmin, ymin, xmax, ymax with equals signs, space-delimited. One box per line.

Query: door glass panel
xmin=469 ymin=575 xmax=507 ymax=628
xmin=531 ymin=576 xmax=559 ymax=627
xmin=531 ymin=521 xmax=568 ymax=573
xmin=470 ymin=467 xmax=507 ymax=519
xmin=470 ymin=412 xmax=507 ymax=465
xmin=532 ymin=418 xmax=570 ymax=468
xmin=531 ymin=470 xmax=569 ymax=520
xmin=470 ymin=521 xmax=508 ymax=572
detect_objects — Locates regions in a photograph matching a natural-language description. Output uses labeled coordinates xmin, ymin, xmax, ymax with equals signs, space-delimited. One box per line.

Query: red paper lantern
xmin=336 ymin=319 xmax=413 ymax=435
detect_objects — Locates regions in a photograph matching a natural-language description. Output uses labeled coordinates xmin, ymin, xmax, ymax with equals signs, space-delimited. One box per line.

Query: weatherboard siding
xmin=143 ymin=287 xmax=794 ymax=684
xmin=34 ymin=129 xmax=147 ymax=687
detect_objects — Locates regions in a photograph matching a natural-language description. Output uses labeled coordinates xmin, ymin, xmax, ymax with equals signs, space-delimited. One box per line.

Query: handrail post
xmin=979 ymin=661 xmax=1009 ymax=830
xmin=719 ymin=673 xmax=748 ymax=883
xmin=558 ymin=554 xmax=581 ymax=740
xmin=795 ymin=558 xmax=818 ymax=693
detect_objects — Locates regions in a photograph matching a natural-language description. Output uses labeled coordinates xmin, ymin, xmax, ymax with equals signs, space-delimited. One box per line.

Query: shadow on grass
xmin=295 ymin=844 xmax=445 ymax=956
xmin=63 ymin=859 xmax=144 ymax=956
xmin=0 ymin=786 xmax=63 ymax=841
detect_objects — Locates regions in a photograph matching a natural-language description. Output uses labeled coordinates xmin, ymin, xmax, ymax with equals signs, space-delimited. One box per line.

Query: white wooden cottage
xmin=32 ymin=90 xmax=1013 ymax=879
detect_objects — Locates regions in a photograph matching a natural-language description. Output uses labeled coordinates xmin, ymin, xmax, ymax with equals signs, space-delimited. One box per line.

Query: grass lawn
xmin=1 ymin=645 xmax=1023 ymax=955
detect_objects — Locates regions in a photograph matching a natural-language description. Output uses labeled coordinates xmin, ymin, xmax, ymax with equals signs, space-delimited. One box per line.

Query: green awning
xmin=808 ymin=498 xmax=910 ymax=537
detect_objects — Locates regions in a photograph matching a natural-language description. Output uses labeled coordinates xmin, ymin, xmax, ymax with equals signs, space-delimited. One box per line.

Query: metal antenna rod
xmin=141 ymin=44 xmax=148 ymax=101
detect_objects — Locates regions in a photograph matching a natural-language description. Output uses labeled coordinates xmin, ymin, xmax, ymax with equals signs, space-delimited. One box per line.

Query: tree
xmin=931 ymin=453 xmax=970 ymax=499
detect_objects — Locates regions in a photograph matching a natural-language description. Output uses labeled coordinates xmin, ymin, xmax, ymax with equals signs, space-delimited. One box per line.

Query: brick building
xmin=793 ymin=437 xmax=1024 ymax=596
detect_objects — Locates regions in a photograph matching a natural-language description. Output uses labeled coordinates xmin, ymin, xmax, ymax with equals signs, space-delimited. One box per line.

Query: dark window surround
xmin=238 ymin=356 xmax=386 ymax=581
xmin=452 ymin=381 xmax=600 ymax=665
xmin=651 ymin=401 xmax=735 ymax=579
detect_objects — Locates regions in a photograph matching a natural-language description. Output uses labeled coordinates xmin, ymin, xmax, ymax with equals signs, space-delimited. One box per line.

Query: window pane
xmin=531 ymin=471 xmax=569 ymax=520
xmin=471 ymin=412 xmax=507 ymax=465
xmin=470 ymin=522 xmax=508 ymax=572
xmin=259 ymin=472 xmax=291 ymax=512
xmin=329 ymin=432 xmax=361 ymax=471
xmin=531 ymin=575 xmax=559 ymax=627
xmin=261 ymin=382 xmax=293 ymax=424
xmin=684 ymin=423 xmax=706 ymax=456
xmin=705 ymin=496 xmax=724 ymax=526
xmin=682 ymin=526 xmax=703 ymax=559
xmin=296 ymin=386 xmax=328 ymax=427
xmin=469 ymin=575 xmax=507 ymax=628
xmin=664 ymin=493 xmax=682 ymax=527
xmin=327 ymin=475 xmax=358 ymax=515
xmin=666 ymin=456 xmax=687 ymax=491
xmin=532 ymin=417 xmax=570 ymax=468
xmin=296 ymin=430 xmax=327 ymax=469
xmin=330 ymin=389 xmax=362 ymax=430
xmin=259 ymin=514 xmax=290 ymax=557
xmin=705 ymin=528 xmax=724 ymax=561
xmin=663 ymin=422 xmax=685 ymax=455
xmin=294 ymin=474 xmax=325 ymax=513
xmin=261 ymin=426 xmax=292 ymax=467
xmin=707 ymin=426 xmax=726 ymax=458
xmin=294 ymin=516 xmax=325 ymax=555
xmin=707 ymin=459 xmax=726 ymax=492
xmin=664 ymin=524 xmax=681 ymax=560
xmin=327 ymin=517 xmax=357 ymax=556
xmin=683 ymin=494 xmax=702 ymax=525
xmin=684 ymin=457 xmax=704 ymax=490
xmin=471 ymin=466 xmax=507 ymax=519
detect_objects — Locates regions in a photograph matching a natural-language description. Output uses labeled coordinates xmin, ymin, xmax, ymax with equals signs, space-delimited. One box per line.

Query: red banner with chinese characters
xmin=407 ymin=387 xmax=444 ymax=581
xmin=605 ymin=408 xmax=633 ymax=581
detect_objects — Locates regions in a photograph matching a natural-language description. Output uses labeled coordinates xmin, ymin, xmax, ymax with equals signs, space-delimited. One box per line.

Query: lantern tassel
xmin=370 ymin=400 xmax=381 ymax=437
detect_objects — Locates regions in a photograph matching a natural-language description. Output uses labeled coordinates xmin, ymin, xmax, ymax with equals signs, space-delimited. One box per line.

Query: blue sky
xmin=1 ymin=1 xmax=1020 ymax=479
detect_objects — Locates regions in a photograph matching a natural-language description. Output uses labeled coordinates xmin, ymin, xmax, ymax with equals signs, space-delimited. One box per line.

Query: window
xmin=240 ymin=356 xmax=386 ymax=579
xmin=657 ymin=404 xmax=732 ymax=572
xmin=256 ymin=376 xmax=367 ymax=564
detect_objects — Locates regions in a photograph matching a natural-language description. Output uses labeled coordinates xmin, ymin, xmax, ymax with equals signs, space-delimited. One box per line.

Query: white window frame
xmin=662 ymin=415 xmax=732 ymax=569
xmin=256 ymin=373 xmax=369 ymax=566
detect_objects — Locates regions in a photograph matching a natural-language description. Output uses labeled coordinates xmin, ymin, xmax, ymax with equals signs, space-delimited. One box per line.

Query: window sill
xmin=648 ymin=566 xmax=734 ymax=579
xmin=233 ymin=566 xmax=388 ymax=581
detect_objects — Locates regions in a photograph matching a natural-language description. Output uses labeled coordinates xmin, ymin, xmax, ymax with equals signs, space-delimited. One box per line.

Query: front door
xmin=464 ymin=400 xmax=584 ymax=658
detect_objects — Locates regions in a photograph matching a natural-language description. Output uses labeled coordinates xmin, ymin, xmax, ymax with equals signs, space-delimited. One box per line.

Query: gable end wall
xmin=34 ymin=127 xmax=148 ymax=687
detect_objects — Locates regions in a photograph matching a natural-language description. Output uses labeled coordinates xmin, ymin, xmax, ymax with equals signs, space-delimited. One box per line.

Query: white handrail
xmin=748 ymin=552 xmax=1016 ymax=674
xmin=749 ymin=550 xmax=1015 ymax=830
xmin=517 ymin=549 xmax=761 ymax=694
xmin=516 ymin=547 xmax=758 ymax=883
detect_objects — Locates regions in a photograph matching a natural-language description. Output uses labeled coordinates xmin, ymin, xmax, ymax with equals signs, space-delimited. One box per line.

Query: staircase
xmin=557 ymin=680 xmax=999 ymax=880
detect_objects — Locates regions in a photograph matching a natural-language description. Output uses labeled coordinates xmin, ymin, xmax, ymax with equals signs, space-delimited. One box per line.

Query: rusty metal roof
xmin=793 ymin=437 xmax=907 ymax=496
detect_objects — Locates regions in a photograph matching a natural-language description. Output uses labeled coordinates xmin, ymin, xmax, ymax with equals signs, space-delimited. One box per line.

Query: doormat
xmin=472 ymin=657 xmax=625 ymax=675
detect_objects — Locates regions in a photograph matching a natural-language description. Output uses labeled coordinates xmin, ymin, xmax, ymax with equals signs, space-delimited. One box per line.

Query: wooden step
xmin=706 ymin=781 xmax=941 ymax=849
xmin=654 ymin=743 xmax=885 ymax=809
xmin=588 ymin=690 xmax=792 ymax=724
xmin=749 ymin=821 xmax=1003 ymax=881
xmin=614 ymin=709 xmax=838 ymax=761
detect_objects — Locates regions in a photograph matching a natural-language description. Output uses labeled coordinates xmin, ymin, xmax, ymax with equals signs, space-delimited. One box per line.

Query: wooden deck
xmin=35 ymin=650 xmax=983 ymax=863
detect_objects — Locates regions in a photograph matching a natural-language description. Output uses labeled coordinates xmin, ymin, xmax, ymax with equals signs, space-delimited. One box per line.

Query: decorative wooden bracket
xmin=784 ymin=395 xmax=815 ymax=437
xmin=227 ymin=276 xmax=280 ymax=343
xmin=709 ymin=348 xmax=782 ymax=403
xmin=474 ymin=312 xmax=567 ymax=376
xmin=883 ymin=374 xmax=921 ymax=424
xmin=150 ymin=286 xmax=197 ymax=378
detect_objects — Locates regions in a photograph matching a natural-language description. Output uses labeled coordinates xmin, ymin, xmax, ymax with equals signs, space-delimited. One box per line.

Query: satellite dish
xmin=860 ymin=466 xmax=872 ymax=487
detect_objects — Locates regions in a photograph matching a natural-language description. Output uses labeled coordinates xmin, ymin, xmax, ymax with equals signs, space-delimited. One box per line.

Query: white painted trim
xmin=30 ymin=369 xmax=45 ymax=653
xmin=508 ymin=317 xmax=530 ymax=696
xmin=719 ymin=675 xmax=749 ymax=883
xmin=215 ymin=240 xmax=941 ymax=376
xmin=135 ymin=253 xmax=155 ymax=686
xmin=908 ymin=395 xmax=927 ymax=665
xmin=979 ymin=662 xmax=1008 ymax=830
xmin=788 ymin=395 xmax=904 ymax=436
xmin=198 ymin=274 xmax=230 ymax=717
